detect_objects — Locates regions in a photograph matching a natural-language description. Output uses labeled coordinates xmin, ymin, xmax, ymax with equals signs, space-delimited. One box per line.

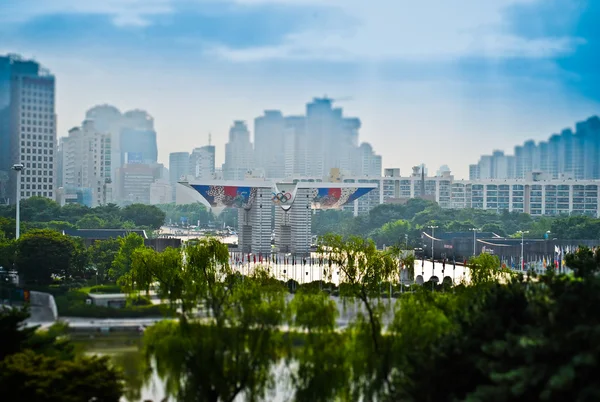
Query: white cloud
xmin=0 ymin=0 xmax=174 ymax=26
xmin=215 ymin=0 xmax=584 ymax=62
xmin=0 ymin=0 xmax=584 ymax=59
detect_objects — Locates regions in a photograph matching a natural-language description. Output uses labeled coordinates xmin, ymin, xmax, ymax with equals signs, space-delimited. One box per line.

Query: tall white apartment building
xmin=61 ymin=120 xmax=112 ymax=207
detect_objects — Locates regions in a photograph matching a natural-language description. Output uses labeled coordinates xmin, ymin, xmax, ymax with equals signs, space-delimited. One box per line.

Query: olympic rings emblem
xmin=272 ymin=191 xmax=292 ymax=203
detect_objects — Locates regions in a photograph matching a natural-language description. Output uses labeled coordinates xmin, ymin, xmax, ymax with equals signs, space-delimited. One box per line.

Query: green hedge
xmin=88 ymin=285 xmax=122 ymax=294
xmin=54 ymin=289 xmax=174 ymax=318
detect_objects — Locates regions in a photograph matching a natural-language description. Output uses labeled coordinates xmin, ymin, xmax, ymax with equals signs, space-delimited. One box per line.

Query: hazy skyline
xmin=2 ymin=0 xmax=599 ymax=179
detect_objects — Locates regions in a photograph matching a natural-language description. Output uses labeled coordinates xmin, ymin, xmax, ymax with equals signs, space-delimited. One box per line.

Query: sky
xmin=1 ymin=0 xmax=599 ymax=179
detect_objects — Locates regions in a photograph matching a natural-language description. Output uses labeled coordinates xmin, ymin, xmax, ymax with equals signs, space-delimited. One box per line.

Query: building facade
xmin=116 ymin=163 xmax=163 ymax=205
xmin=169 ymin=151 xmax=190 ymax=202
xmin=222 ymin=121 xmax=254 ymax=180
xmin=190 ymin=145 xmax=215 ymax=179
xmin=60 ymin=120 xmax=112 ymax=207
xmin=470 ymin=115 xmax=600 ymax=181
xmin=0 ymin=54 xmax=56 ymax=204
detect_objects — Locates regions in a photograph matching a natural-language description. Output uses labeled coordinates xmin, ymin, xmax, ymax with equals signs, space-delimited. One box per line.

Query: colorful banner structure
xmin=187 ymin=182 xmax=376 ymax=210
xmin=310 ymin=187 xmax=373 ymax=210
xmin=190 ymin=185 xmax=258 ymax=210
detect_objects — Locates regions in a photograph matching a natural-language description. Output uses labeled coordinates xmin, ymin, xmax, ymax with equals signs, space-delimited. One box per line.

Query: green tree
xmin=0 ymin=237 xmax=16 ymax=271
xmin=89 ymin=238 xmax=121 ymax=282
xmin=128 ymin=238 xmax=287 ymax=402
xmin=109 ymin=233 xmax=145 ymax=280
xmin=369 ymin=219 xmax=411 ymax=248
xmin=76 ymin=214 xmax=107 ymax=229
xmin=468 ymin=253 xmax=514 ymax=285
xmin=45 ymin=220 xmax=76 ymax=232
xmin=0 ymin=307 xmax=124 ymax=401
xmin=288 ymin=289 xmax=350 ymax=402
xmin=19 ymin=197 xmax=61 ymax=222
xmin=121 ymin=204 xmax=166 ymax=229
xmin=0 ymin=217 xmax=15 ymax=238
xmin=319 ymin=234 xmax=397 ymax=401
xmin=15 ymin=229 xmax=81 ymax=284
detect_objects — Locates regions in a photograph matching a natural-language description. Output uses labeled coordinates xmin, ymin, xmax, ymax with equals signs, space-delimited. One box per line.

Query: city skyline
xmin=2 ymin=0 xmax=599 ymax=179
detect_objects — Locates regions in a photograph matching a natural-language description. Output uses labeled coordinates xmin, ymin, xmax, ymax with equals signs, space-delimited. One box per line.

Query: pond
xmin=75 ymin=333 xmax=296 ymax=402
xmin=74 ymin=333 xmax=170 ymax=402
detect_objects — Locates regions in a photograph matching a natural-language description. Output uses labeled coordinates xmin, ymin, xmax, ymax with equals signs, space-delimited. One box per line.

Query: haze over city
xmin=2 ymin=0 xmax=600 ymax=179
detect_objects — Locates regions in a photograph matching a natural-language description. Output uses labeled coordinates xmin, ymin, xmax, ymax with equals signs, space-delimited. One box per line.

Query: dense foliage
xmin=0 ymin=197 xmax=166 ymax=231
xmin=0 ymin=307 xmax=123 ymax=401
xmin=110 ymin=237 xmax=600 ymax=402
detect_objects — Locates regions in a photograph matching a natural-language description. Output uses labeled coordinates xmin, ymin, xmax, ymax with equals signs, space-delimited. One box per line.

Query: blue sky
xmin=1 ymin=0 xmax=599 ymax=179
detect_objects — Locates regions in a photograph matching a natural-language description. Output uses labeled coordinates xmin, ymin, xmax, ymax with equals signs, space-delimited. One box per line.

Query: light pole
xmin=428 ymin=225 xmax=438 ymax=286
xmin=469 ymin=227 xmax=481 ymax=256
xmin=11 ymin=164 xmax=24 ymax=240
xmin=427 ymin=225 xmax=438 ymax=260
xmin=518 ymin=230 xmax=529 ymax=271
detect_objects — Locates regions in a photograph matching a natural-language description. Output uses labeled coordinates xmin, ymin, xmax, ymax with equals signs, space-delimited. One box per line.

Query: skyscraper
xmin=169 ymin=151 xmax=190 ymax=202
xmin=254 ymin=110 xmax=285 ymax=178
xmin=61 ymin=120 xmax=112 ymax=206
xmin=223 ymin=121 xmax=254 ymax=180
xmin=190 ymin=145 xmax=215 ymax=179
xmin=0 ymin=54 xmax=56 ymax=204
xmin=120 ymin=110 xmax=158 ymax=165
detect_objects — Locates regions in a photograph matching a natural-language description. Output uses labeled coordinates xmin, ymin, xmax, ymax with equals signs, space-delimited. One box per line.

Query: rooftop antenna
xmin=208 ymin=133 xmax=212 ymax=146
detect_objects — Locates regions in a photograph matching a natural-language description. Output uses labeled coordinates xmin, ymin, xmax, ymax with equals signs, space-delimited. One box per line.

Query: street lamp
xmin=517 ymin=230 xmax=529 ymax=271
xmin=427 ymin=225 xmax=438 ymax=260
xmin=11 ymin=163 xmax=24 ymax=240
xmin=469 ymin=227 xmax=481 ymax=256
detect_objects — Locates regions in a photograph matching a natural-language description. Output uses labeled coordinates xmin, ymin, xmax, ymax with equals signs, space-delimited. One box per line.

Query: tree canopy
xmin=0 ymin=307 xmax=123 ymax=401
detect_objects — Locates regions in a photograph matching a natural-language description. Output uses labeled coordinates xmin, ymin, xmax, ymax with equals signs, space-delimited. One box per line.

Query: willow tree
xmin=288 ymin=289 xmax=350 ymax=402
xmin=318 ymin=234 xmax=397 ymax=401
xmin=127 ymin=238 xmax=287 ymax=402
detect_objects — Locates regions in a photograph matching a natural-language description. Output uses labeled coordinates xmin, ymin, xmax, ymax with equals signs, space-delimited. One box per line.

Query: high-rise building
xmin=169 ymin=151 xmax=190 ymax=202
xmin=254 ymin=110 xmax=285 ymax=178
xmin=223 ymin=121 xmax=254 ymax=180
xmin=471 ymin=116 xmax=600 ymax=181
xmin=120 ymin=110 xmax=158 ymax=165
xmin=190 ymin=145 xmax=215 ymax=179
xmin=0 ymin=54 xmax=56 ymax=204
xmin=355 ymin=143 xmax=382 ymax=177
xmin=83 ymin=105 xmax=158 ymax=182
xmin=117 ymin=163 xmax=163 ymax=204
xmin=60 ymin=120 xmax=112 ymax=207
xmin=248 ymin=98 xmax=379 ymax=181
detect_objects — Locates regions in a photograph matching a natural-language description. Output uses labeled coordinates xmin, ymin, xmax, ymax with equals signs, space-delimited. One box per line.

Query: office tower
xmin=283 ymin=116 xmax=307 ymax=177
xmin=254 ymin=110 xmax=285 ymax=178
xmin=169 ymin=151 xmax=190 ymax=202
xmin=189 ymin=145 xmax=215 ymax=179
xmin=0 ymin=54 xmax=56 ymax=204
xmin=222 ymin=121 xmax=254 ymax=180
xmin=117 ymin=163 xmax=163 ymax=204
xmin=120 ymin=110 xmax=158 ymax=165
xmin=60 ymin=120 xmax=112 ymax=206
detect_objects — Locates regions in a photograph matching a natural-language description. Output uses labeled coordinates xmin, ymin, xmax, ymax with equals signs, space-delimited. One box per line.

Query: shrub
xmin=88 ymin=285 xmax=122 ymax=294
xmin=54 ymin=289 xmax=173 ymax=318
